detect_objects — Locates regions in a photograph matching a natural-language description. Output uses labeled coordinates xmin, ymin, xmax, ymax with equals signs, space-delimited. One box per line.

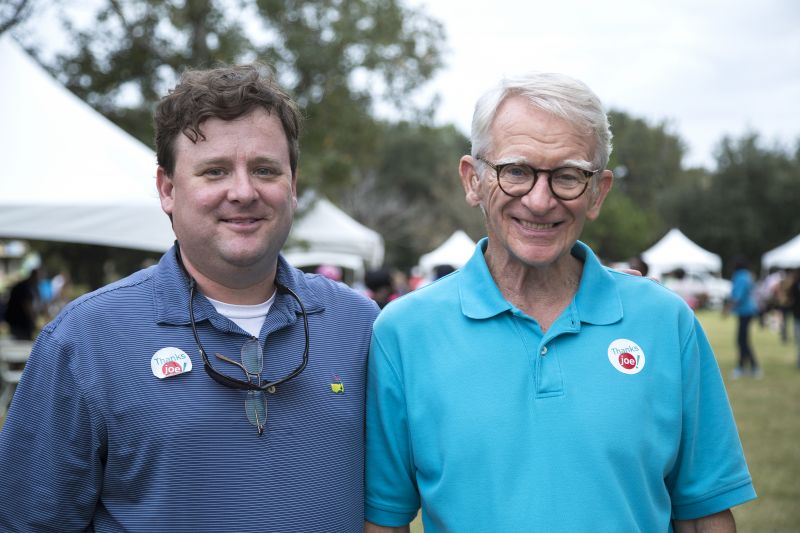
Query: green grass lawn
xmin=2 ymin=311 xmax=798 ymax=531
xmin=700 ymin=310 xmax=800 ymax=532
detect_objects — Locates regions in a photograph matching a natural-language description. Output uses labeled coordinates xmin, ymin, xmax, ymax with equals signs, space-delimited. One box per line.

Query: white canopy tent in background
xmin=762 ymin=234 xmax=800 ymax=269
xmin=641 ymin=228 xmax=722 ymax=279
xmin=284 ymin=194 xmax=385 ymax=274
xmin=1 ymin=35 xmax=385 ymax=275
xmin=0 ymin=34 xmax=174 ymax=252
xmin=417 ymin=230 xmax=476 ymax=278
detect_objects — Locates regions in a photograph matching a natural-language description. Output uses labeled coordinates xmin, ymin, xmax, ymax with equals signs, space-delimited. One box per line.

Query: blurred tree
xmin=581 ymin=191 xmax=660 ymax=263
xmin=606 ymin=110 xmax=687 ymax=210
xmin=253 ymin=0 xmax=444 ymax=195
xmin=0 ymin=0 xmax=30 ymax=34
xmin=26 ymin=0 xmax=259 ymax=145
xmin=582 ymin=110 xmax=689 ymax=261
xmin=338 ymin=121 xmax=482 ymax=271
xmin=670 ymin=133 xmax=800 ymax=274
xmin=16 ymin=0 xmax=443 ymax=197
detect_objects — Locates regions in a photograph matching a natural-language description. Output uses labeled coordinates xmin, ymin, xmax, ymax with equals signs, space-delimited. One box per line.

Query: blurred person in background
xmin=432 ymin=264 xmax=456 ymax=280
xmin=788 ymin=268 xmax=800 ymax=368
xmin=755 ymin=266 xmax=784 ymax=331
xmin=365 ymin=268 xmax=399 ymax=309
xmin=730 ymin=256 xmax=761 ymax=378
xmin=663 ymin=267 xmax=699 ymax=310
xmin=774 ymin=269 xmax=794 ymax=343
xmin=365 ymin=72 xmax=754 ymax=533
xmin=315 ymin=263 xmax=343 ymax=282
xmin=627 ymin=255 xmax=649 ymax=277
xmin=2 ymin=268 xmax=41 ymax=340
xmin=0 ymin=64 xmax=378 ymax=532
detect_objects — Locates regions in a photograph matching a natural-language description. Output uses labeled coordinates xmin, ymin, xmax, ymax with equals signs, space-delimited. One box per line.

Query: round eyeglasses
xmin=477 ymin=156 xmax=597 ymax=200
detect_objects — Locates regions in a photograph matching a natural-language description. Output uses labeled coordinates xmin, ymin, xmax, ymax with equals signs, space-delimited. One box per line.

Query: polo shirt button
xmin=540 ymin=346 xmax=548 ymax=356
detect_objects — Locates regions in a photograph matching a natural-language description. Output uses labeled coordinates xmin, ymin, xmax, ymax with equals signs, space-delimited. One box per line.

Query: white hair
xmin=470 ymin=72 xmax=613 ymax=191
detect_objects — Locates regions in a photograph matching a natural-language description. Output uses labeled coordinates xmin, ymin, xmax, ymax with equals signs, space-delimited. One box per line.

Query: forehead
xmin=488 ymin=96 xmax=595 ymax=163
xmin=174 ymin=108 xmax=290 ymax=162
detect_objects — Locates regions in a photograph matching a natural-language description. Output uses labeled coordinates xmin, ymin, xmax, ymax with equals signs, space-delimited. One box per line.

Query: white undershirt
xmin=205 ymin=291 xmax=276 ymax=337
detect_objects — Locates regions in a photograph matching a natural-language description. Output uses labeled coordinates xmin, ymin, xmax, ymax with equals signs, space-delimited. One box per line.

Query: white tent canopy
xmin=0 ymin=34 xmax=175 ymax=252
xmin=285 ymin=195 xmax=384 ymax=270
xmin=417 ymin=230 xmax=476 ymax=278
xmin=762 ymin=234 xmax=800 ymax=269
xmin=1 ymin=36 xmax=384 ymax=268
xmin=641 ymin=228 xmax=722 ymax=279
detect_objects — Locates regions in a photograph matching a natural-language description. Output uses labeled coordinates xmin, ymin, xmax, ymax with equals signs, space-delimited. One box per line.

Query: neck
xmin=176 ymin=247 xmax=278 ymax=305
xmin=487 ymin=251 xmax=583 ymax=332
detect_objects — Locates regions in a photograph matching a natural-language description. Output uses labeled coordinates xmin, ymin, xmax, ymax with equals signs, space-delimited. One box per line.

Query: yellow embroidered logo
xmin=330 ymin=373 xmax=344 ymax=394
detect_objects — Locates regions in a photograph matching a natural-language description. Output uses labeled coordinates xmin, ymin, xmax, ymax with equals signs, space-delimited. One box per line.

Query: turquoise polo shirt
xmin=366 ymin=239 xmax=755 ymax=532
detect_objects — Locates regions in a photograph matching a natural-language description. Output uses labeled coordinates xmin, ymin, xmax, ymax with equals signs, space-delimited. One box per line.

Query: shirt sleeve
xmin=666 ymin=318 xmax=757 ymax=519
xmin=0 ymin=329 xmax=104 ymax=531
xmin=365 ymin=328 xmax=420 ymax=527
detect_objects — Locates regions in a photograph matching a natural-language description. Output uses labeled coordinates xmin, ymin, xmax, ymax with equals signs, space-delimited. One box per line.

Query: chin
xmin=216 ymin=245 xmax=265 ymax=266
xmin=509 ymin=244 xmax=568 ymax=269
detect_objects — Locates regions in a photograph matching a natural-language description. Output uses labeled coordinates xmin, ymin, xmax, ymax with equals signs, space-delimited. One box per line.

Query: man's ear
xmin=459 ymin=156 xmax=482 ymax=208
xmin=156 ymin=166 xmax=175 ymax=216
xmin=586 ymin=169 xmax=614 ymax=221
xmin=290 ymin=169 xmax=298 ymax=210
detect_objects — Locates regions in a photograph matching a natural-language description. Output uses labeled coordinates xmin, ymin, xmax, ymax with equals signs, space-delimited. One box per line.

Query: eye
xmin=205 ymin=168 xmax=226 ymax=178
xmin=253 ymin=166 xmax=285 ymax=180
xmin=552 ymin=168 xmax=588 ymax=187
xmin=500 ymin=164 xmax=533 ymax=182
xmin=254 ymin=167 xmax=275 ymax=176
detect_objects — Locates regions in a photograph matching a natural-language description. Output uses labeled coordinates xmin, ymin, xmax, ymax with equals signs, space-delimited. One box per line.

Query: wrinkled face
xmin=460 ymin=96 xmax=612 ymax=271
xmin=157 ymin=108 xmax=296 ymax=285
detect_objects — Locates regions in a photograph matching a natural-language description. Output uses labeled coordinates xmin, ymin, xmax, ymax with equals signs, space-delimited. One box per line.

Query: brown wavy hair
xmin=155 ymin=63 xmax=302 ymax=177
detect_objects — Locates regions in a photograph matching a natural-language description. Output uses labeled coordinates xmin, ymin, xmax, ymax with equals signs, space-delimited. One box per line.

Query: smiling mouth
xmin=516 ymin=219 xmax=558 ymax=230
xmin=222 ymin=217 xmax=263 ymax=224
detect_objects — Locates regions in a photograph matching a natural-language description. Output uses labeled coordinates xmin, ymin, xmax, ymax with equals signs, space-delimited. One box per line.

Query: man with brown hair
xmin=0 ymin=64 xmax=378 ymax=532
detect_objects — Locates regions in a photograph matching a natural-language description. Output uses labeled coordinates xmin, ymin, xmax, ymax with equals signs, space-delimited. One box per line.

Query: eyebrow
xmin=194 ymin=157 xmax=232 ymax=168
xmin=194 ymin=155 xmax=284 ymax=168
xmin=496 ymin=157 xmax=594 ymax=170
xmin=561 ymin=159 xmax=594 ymax=170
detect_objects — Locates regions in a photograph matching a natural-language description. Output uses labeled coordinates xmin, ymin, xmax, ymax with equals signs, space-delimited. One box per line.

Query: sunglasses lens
xmin=245 ymin=390 xmax=267 ymax=429
xmin=240 ymin=339 xmax=263 ymax=375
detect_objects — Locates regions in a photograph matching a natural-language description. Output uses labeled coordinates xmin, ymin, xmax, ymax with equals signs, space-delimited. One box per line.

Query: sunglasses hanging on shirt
xmin=175 ymin=243 xmax=310 ymax=435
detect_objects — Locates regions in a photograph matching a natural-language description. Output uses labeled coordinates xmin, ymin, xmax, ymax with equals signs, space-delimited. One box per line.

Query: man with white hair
xmin=364 ymin=73 xmax=755 ymax=532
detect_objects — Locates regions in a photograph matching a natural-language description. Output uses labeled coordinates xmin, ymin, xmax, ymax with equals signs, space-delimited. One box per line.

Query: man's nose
xmin=520 ymin=172 xmax=556 ymax=211
xmin=227 ymin=169 xmax=258 ymax=203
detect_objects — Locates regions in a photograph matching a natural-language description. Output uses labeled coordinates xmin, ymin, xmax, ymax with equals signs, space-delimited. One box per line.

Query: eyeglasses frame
xmin=476 ymin=156 xmax=598 ymax=200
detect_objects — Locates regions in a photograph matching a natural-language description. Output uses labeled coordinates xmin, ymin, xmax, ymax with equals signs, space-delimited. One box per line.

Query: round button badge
xmin=607 ymin=338 xmax=645 ymax=375
xmin=151 ymin=347 xmax=193 ymax=379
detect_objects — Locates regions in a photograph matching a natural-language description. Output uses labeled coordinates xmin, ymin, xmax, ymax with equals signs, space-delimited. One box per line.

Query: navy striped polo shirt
xmin=0 ymin=247 xmax=379 ymax=532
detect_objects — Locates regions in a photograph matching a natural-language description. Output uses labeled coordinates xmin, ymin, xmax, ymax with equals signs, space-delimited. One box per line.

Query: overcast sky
xmin=411 ymin=0 xmax=800 ymax=169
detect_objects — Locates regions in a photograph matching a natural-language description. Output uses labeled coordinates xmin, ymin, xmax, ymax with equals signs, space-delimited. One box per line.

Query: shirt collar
xmin=459 ymin=238 xmax=513 ymax=319
xmin=459 ymin=238 xmax=622 ymax=326
xmin=154 ymin=246 xmax=325 ymax=327
xmin=571 ymin=240 xmax=623 ymax=326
